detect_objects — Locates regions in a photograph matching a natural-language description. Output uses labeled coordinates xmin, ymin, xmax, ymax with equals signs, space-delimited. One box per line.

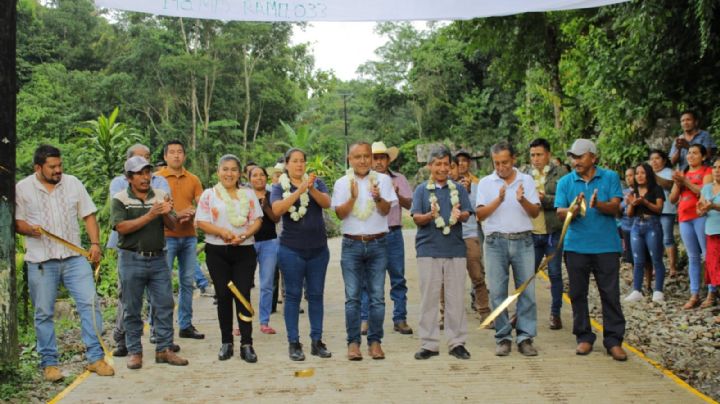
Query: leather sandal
xmin=682 ymin=294 xmax=700 ymax=310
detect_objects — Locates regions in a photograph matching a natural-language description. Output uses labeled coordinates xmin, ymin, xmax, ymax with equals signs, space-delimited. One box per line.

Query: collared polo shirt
xmin=411 ymin=180 xmax=473 ymax=258
xmin=331 ymin=171 xmax=398 ymax=235
xmin=475 ymin=168 xmax=540 ymax=235
xmin=111 ymin=187 xmax=170 ymax=252
xmin=156 ymin=166 xmax=203 ymax=238
xmin=107 ymin=174 xmax=170 ymax=249
xmin=669 ymin=130 xmax=717 ymax=171
xmin=554 ymin=166 xmax=623 ymax=254
xmin=16 ymin=174 xmax=97 ymax=263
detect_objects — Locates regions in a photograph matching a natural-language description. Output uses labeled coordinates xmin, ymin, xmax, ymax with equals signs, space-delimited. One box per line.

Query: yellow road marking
xmin=537 ymin=270 xmax=718 ymax=404
xmin=47 ymin=371 xmax=90 ymax=404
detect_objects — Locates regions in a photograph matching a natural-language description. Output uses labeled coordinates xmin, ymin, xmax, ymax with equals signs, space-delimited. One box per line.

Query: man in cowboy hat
xmin=357 ymin=141 xmax=414 ymax=335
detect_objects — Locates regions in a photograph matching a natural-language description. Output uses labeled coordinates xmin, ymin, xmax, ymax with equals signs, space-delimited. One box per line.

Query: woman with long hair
xmin=669 ymin=144 xmax=712 ymax=309
xmin=624 ymin=163 xmax=666 ymax=302
xmin=196 ymin=155 xmax=263 ymax=362
xmin=270 ymin=148 xmax=333 ymax=361
xmin=648 ymin=149 xmax=679 ymax=277
xmin=696 ymin=158 xmax=720 ymax=308
xmin=249 ymin=166 xmax=281 ymax=334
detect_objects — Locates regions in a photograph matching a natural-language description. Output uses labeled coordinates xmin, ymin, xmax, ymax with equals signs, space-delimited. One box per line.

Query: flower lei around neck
xmin=427 ymin=180 xmax=459 ymax=235
xmin=279 ymin=173 xmax=310 ymax=221
xmin=346 ymin=168 xmax=378 ymax=221
xmin=214 ymin=184 xmax=250 ymax=227
xmin=531 ymin=165 xmax=551 ymax=188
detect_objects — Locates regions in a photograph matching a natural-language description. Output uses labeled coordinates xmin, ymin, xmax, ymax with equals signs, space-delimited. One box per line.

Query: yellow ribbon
xmin=38 ymin=228 xmax=113 ymax=364
xmin=479 ymin=196 xmax=586 ymax=329
xmin=227 ymin=281 xmax=255 ymax=322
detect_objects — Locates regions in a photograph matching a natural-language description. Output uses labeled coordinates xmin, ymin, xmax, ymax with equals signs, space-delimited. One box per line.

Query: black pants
xmin=206 ymin=244 xmax=257 ymax=345
xmin=565 ymin=252 xmax=625 ymax=349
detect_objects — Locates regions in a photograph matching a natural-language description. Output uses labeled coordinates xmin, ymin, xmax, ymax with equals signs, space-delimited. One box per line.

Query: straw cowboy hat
xmin=371 ymin=141 xmax=399 ymax=163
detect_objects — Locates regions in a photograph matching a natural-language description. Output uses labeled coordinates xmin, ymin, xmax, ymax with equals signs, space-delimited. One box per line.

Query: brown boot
xmin=43 ymin=366 xmax=63 ymax=382
xmin=347 ymin=342 xmax=362 ymax=361
xmin=683 ymin=294 xmax=700 ymax=310
xmin=126 ymin=353 xmax=143 ymax=370
xmin=368 ymin=341 xmax=385 ymax=360
xmin=86 ymin=359 xmax=115 ymax=376
xmin=155 ymin=348 xmax=189 ymax=366
xmin=393 ymin=321 xmax=413 ymax=335
xmin=700 ymin=291 xmax=717 ymax=308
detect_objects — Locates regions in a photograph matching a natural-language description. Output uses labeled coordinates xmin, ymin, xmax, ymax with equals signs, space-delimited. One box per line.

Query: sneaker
xmin=495 ymin=340 xmax=511 ymax=356
xmin=652 ymin=291 xmax=665 ymax=303
xmin=86 ymin=359 xmax=115 ymax=376
xmin=449 ymin=345 xmax=471 ymax=360
xmin=623 ymin=290 xmax=643 ymax=302
xmin=517 ymin=339 xmax=538 ymax=356
xmin=43 ymin=366 xmax=63 ymax=382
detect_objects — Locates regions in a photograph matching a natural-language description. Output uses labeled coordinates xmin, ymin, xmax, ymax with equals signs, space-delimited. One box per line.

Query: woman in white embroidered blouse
xmin=195 ymin=154 xmax=263 ymax=363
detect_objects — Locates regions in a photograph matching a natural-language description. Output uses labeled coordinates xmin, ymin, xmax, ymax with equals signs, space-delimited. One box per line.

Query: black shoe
xmin=169 ymin=343 xmax=181 ymax=353
xmin=149 ymin=334 xmax=156 ymax=344
xmin=240 ymin=344 xmax=257 ymax=363
xmin=414 ymin=349 xmax=439 ymax=360
xmin=179 ymin=325 xmax=205 ymax=339
xmin=213 ymin=295 xmax=218 ymax=305
xmin=311 ymin=340 xmax=332 ymax=358
xmin=449 ymin=345 xmax=471 ymax=360
xmin=288 ymin=342 xmax=305 ymax=361
xmin=113 ymin=345 xmax=128 ymax=357
xmin=218 ymin=343 xmax=234 ymax=361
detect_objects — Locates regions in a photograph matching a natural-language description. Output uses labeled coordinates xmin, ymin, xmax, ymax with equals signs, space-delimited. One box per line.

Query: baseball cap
xmin=566 ymin=139 xmax=597 ymax=157
xmin=124 ymin=156 xmax=153 ymax=173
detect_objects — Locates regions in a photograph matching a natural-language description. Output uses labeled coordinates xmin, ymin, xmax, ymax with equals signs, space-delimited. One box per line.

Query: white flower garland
xmin=346 ymin=169 xmax=378 ymax=221
xmin=214 ymin=184 xmax=250 ymax=227
xmin=279 ymin=173 xmax=310 ymax=221
xmin=427 ymin=180 xmax=459 ymax=235
xmin=531 ymin=165 xmax=551 ymax=189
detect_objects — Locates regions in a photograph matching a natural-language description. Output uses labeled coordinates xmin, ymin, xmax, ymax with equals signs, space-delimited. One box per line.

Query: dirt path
xmin=57 ymin=231 xmax=708 ymax=403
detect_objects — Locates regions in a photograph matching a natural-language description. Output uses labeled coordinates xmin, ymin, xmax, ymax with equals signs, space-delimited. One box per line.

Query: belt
xmin=343 ymin=233 xmax=387 ymax=242
xmin=487 ymin=231 xmax=532 ymax=240
xmin=636 ymin=214 xmax=658 ymax=221
xmin=122 ymin=248 xmax=165 ymax=257
xmin=389 ymin=225 xmax=402 ymax=231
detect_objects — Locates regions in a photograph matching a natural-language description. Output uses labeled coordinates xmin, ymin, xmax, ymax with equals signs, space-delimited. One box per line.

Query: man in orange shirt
xmin=157 ymin=140 xmax=205 ymax=339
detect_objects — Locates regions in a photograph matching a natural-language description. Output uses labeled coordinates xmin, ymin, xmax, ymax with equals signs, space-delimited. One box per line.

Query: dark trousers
xmin=206 ymin=244 xmax=256 ymax=345
xmin=565 ymin=252 xmax=625 ymax=349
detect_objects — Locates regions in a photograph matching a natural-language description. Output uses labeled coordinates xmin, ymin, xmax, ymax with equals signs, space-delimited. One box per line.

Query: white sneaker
xmin=624 ymin=290 xmax=643 ymax=302
xmin=652 ymin=291 xmax=665 ymax=303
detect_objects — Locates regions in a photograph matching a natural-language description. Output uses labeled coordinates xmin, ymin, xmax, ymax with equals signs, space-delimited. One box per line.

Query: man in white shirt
xmin=15 ymin=145 xmax=114 ymax=382
xmin=476 ymin=141 xmax=541 ymax=357
xmin=332 ymin=141 xmax=398 ymax=361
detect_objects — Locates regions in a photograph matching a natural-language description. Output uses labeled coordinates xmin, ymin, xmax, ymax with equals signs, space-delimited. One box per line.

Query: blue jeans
xmin=532 ymin=232 xmax=563 ymax=316
xmin=278 ymin=244 xmax=329 ymax=343
xmin=165 ymin=236 xmax=197 ymax=329
xmin=631 ymin=216 xmax=666 ymax=292
xmin=195 ymin=262 xmax=209 ymax=290
xmin=360 ymin=228 xmax=408 ymax=323
xmin=484 ymin=233 xmax=537 ymax=344
xmin=341 ymin=237 xmax=387 ymax=345
xmin=679 ymin=217 xmax=709 ymax=294
xmin=28 ymin=256 xmax=104 ymax=368
xmin=119 ymin=250 xmax=176 ymax=353
xmin=660 ymin=214 xmax=676 ymax=247
xmin=255 ymin=238 xmax=279 ymax=325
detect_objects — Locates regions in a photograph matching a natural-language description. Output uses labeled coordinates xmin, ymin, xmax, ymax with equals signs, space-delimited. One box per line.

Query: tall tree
xmin=0 ymin=0 xmax=19 ymax=372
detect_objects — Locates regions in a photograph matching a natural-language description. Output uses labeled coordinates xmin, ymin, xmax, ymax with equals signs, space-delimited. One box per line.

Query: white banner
xmin=95 ymin=0 xmax=629 ymax=22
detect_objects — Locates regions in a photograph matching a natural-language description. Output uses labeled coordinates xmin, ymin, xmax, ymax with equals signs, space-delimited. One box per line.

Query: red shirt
xmin=678 ymin=166 xmax=711 ymax=222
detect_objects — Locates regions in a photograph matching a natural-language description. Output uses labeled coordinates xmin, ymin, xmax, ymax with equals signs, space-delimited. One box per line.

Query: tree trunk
xmin=242 ymin=46 xmax=251 ymax=153
xmin=252 ymin=103 xmax=263 ymax=143
xmin=179 ymin=18 xmax=198 ymax=150
xmin=0 ymin=0 xmax=19 ymax=370
xmin=544 ymin=22 xmax=564 ymax=130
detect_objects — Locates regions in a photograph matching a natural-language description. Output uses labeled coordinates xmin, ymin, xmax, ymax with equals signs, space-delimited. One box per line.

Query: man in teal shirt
xmin=555 ymin=139 xmax=627 ymax=362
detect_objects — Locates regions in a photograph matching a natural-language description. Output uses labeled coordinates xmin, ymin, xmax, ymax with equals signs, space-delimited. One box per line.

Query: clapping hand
xmin=516 ymin=183 xmax=525 ymax=201
xmin=370 ymin=182 xmax=381 ymax=201
xmin=450 ymin=203 xmax=461 ymax=222
xmin=430 ymin=200 xmax=439 ymax=219
xmin=697 ymin=198 xmax=712 ymax=215
xmin=570 ymin=192 xmax=585 ymax=217
xmin=589 ymin=189 xmax=599 ymax=208
xmin=671 ymin=170 xmax=685 ymax=185
xmin=308 ymin=173 xmax=317 ymax=190
xmin=498 ymin=185 xmax=507 ymax=203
